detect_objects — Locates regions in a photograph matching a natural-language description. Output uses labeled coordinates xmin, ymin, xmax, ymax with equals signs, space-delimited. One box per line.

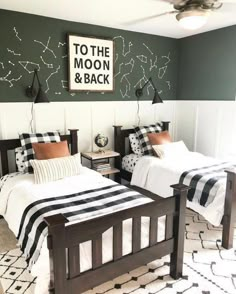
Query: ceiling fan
xmin=126 ymin=0 xmax=235 ymax=30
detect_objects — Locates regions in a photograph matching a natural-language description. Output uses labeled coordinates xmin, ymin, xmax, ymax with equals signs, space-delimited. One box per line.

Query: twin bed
xmin=0 ymin=129 xmax=188 ymax=294
xmin=113 ymin=122 xmax=236 ymax=250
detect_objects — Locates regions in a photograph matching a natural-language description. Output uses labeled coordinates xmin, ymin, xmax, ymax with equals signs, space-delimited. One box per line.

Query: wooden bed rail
xmin=44 ymin=183 xmax=189 ymax=294
xmin=222 ymin=168 xmax=236 ymax=249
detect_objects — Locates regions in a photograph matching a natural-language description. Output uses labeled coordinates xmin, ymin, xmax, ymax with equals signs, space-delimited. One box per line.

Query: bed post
xmin=68 ymin=129 xmax=79 ymax=155
xmin=169 ymin=183 xmax=189 ymax=279
xmin=222 ymin=169 xmax=236 ymax=249
xmin=161 ymin=121 xmax=170 ymax=131
xmin=113 ymin=125 xmax=123 ymax=171
xmin=44 ymin=214 xmax=68 ymax=294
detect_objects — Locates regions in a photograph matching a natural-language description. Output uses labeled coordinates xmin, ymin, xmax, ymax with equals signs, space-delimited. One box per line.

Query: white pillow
xmin=152 ymin=141 xmax=189 ymax=159
xmin=15 ymin=147 xmax=25 ymax=172
xmin=30 ymin=153 xmax=81 ymax=184
xmin=129 ymin=134 xmax=143 ymax=156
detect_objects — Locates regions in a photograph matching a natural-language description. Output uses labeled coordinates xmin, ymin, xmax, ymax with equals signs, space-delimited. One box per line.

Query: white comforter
xmin=0 ymin=167 xmax=163 ymax=294
xmin=131 ymin=152 xmax=230 ymax=226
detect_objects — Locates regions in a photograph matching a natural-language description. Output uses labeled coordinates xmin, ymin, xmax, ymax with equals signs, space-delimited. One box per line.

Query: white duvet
xmin=0 ymin=167 xmax=165 ymax=294
xmin=131 ymin=151 xmax=231 ymax=227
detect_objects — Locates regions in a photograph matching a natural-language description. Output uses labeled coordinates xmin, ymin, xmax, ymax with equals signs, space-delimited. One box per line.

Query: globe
xmin=94 ymin=134 xmax=108 ymax=148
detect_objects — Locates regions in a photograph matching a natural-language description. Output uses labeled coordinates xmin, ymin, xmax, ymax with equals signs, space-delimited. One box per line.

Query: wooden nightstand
xmin=81 ymin=151 xmax=120 ymax=181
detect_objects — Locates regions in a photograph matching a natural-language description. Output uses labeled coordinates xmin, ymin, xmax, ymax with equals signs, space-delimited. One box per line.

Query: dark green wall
xmin=0 ymin=9 xmax=178 ymax=102
xmin=178 ymin=25 xmax=236 ymax=100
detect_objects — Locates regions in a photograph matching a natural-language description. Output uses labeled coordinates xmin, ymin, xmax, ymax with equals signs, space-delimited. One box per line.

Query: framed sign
xmin=68 ymin=34 xmax=114 ymax=92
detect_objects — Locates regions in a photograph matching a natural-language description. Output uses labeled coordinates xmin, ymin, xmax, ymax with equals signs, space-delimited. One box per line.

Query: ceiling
xmin=1 ymin=0 xmax=236 ymax=38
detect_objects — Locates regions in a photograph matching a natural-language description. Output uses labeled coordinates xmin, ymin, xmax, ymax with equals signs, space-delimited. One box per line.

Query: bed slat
xmin=132 ymin=217 xmax=141 ymax=253
xmin=68 ymin=246 xmax=80 ymax=278
xmin=92 ymin=236 xmax=102 ymax=269
xmin=149 ymin=216 xmax=158 ymax=246
xmin=113 ymin=223 xmax=123 ymax=260
xmin=165 ymin=214 xmax=173 ymax=240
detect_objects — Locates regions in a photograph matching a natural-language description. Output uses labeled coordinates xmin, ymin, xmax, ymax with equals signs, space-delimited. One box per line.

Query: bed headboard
xmin=113 ymin=121 xmax=170 ymax=159
xmin=0 ymin=129 xmax=78 ymax=176
xmin=113 ymin=122 xmax=170 ymax=180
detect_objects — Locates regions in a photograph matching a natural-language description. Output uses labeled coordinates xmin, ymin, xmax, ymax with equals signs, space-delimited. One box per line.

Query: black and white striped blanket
xmin=179 ymin=162 xmax=236 ymax=207
xmin=16 ymin=183 xmax=150 ymax=268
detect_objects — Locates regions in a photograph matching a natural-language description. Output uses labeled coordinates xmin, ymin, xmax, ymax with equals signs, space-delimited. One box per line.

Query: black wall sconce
xmin=135 ymin=77 xmax=163 ymax=104
xmin=25 ymin=69 xmax=49 ymax=103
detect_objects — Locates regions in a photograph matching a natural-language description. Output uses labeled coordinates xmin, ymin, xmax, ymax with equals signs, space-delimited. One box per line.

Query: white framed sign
xmin=68 ymin=34 xmax=114 ymax=92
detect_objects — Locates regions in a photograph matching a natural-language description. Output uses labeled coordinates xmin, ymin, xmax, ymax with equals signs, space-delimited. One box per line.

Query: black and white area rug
xmin=0 ymin=210 xmax=236 ymax=294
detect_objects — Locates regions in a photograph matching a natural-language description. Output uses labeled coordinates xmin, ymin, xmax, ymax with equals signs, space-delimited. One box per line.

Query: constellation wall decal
xmin=0 ymin=71 xmax=22 ymax=87
xmin=114 ymin=53 xmax=119 ymax=64
xmin=166 ymin=81 xmax=171 ymax=90
xmin=8 ymin=61 xmax=15 ymax=66
xmin=120 ymin=85 xmax=130 ymax=99
xmin=136 ymin=55 xmax=148 ymax=64
xmin=114 ymin=63 xmax=123 ymax=78
xmin=162 ymin=52 xmax=171 ymax=65
xmin=143 ymin=43 xmax=154 ymax=55
xmin=0 ymin=62 xmax=4 ymax=69
xmin=58 ymin=42 xmax=66 ymax=48
xmin=13 ymin=27 xmax=22 ymax=42
xmin=34 ymin=37 xmax=57 ymax=59
xmin=7 ymin=48 xmax=21 ymax=56
xmin=61 ymin=80 xmax=68 ymax=89
xmin=149 ymin=55 xmax=158 ymax=72
xmin=45 ymin=65 xmax=60 ymax=93
xmin=113 ymin=36 xmax=133 ymax=57
xmin=40 ymin=56 xmax=53 ymax=68
xmin=19 ymin=61 xmax=40 ymax=73
xmin=62 ymin=54 xmax=68 ymax=59
xmin=134 ymin=65 xmax=148 ymax=89
xmin=158 ymin=65 xmax=167 ymax=79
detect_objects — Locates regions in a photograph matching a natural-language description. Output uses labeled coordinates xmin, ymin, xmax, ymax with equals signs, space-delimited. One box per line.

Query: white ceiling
xmin=1 ymin=0 xmax=236 ymax=38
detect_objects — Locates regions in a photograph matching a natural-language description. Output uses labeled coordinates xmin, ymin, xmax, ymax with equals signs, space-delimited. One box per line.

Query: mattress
xmin=122 ymin=153 xmax=142 ymax=173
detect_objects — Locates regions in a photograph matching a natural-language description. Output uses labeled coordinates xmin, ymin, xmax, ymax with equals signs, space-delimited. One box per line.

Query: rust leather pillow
xmin=147 ymin=131 xmax=172 ymax=145
xmin=32 ymin=140 xmax=70 ymax=160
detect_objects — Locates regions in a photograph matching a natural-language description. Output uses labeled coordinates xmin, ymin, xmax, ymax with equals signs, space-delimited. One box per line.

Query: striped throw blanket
xmin=179 ymin=162 xmax=236 ymax=207
xmin=16 ymin=183 xmax=150 ymax=268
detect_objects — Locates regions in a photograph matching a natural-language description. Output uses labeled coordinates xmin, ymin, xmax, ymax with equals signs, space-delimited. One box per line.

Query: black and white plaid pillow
xmin=19 ymin=132 xmax=60 ymax=173
xmin=134 ymin=123 xmax=162 ymax=155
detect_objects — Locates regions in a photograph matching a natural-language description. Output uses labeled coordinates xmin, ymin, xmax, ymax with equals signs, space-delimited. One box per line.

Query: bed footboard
xmin=44 ymin=184 xmax=189 ymax=294
xmin=222 ymin=169 xmax=236 ymax=249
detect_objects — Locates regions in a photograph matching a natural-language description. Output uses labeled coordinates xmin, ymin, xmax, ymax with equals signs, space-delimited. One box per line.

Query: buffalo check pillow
xmin=19 ymin=132 xmax=60 ymax=173
xmin=134 ymin=123 xmax=162 ymax=155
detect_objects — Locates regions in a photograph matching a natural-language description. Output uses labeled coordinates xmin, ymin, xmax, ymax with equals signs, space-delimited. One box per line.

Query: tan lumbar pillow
xmin=32 ymin=140 xmax=70 ymax=160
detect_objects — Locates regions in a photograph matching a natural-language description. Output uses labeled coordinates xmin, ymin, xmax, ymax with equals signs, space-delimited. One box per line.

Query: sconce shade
xmin=34 ymin=87 xmax=49 ymax=103
xmin=26 ymin=69 xmax=49 ymax=103
xmin=152 ymin=90 xmax=163 ymax=104
xmin=135 ymin=77 xmax=163 ymax=104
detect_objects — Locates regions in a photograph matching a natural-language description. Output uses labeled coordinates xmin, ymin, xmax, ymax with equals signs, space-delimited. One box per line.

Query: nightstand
xmin=81 ymin=151 xmax=120 ymax=181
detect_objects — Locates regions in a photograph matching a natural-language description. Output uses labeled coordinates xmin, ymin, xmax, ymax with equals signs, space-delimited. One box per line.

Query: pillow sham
xmin=134 ymin=123 xmax=162 ymax=155
xmin=19 ymin=131 xmax=60 ymax=173
xmin=30 ymin=153 xmax=81 ymax=184
xmin=152 ymin=141 xmax=189 ymax=159
xmin=147 ymin=131 xmax=172 ymax=145
xmin=15 ymin=147 xmax=25 ymax=172
xmin=129 ymin=133 xmax=143 ymax=156
xmin=32 ymin=140 xmax=70 ymax=160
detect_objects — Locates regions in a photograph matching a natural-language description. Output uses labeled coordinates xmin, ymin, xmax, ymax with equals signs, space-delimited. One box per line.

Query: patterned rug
xmin=0 ymin=210 xmax=236 ymax=294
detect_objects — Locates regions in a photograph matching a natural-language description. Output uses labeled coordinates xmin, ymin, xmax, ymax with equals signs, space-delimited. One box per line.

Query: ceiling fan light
xmin=176 ymin=10 xmax=209 ymax=30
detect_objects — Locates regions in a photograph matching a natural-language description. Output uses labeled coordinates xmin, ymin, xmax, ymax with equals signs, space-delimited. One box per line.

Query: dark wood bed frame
xmin=113 ymin=123 xmax=236 ymax=250
xmin=0 ymin=129 xmax=190 ymax=294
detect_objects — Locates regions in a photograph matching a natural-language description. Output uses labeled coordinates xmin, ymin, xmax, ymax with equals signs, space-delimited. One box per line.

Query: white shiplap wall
xmin=175 ymin=101 xmax=236 ymax=160
xmin=0 ymin=101 xmax=176 ymax=152
xmin=1 ymin=100 xmax=235 ymax=161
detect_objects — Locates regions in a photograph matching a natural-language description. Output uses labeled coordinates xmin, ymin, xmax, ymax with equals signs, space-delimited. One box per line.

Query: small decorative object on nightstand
xmin=81 ymin=150 xmax=120 ymax=182
xmin=94 ymin=134 xmax=108 ymax=153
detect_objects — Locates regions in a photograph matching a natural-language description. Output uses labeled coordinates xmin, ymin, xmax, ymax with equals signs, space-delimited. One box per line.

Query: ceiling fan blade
xmin=123 ymin=11 xmax=177 ymax=25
